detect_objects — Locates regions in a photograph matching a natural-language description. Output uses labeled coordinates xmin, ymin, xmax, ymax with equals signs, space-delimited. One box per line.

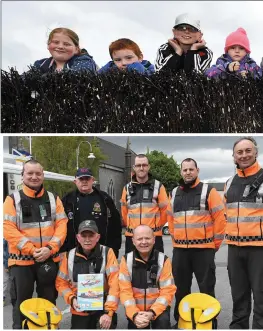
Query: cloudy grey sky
xmin=2 ymin=1 xmax=263 ymax=73
xmin=101 ymin=135 xmax=263 ymax=182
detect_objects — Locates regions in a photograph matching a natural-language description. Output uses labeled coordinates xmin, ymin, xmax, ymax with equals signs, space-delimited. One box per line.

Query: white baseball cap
xmin=173 ymin=13 xmax=201 ymax=31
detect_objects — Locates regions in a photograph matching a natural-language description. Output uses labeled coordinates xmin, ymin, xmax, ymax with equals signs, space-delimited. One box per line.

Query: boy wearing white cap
xmin=155 ymin=13 xmax=213 ymax=73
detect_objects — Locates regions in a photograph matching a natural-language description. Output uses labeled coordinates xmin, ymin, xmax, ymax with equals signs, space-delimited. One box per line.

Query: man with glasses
xmin=155 ymin=13 xmax=213 ymax=73
xmin=121 ymin=154 xmax=169 ymax=254
xmin=60 ymin=168 xmax=122 ymax=258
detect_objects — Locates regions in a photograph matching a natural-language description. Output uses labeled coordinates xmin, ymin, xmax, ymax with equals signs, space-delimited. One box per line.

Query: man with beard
xmin=155 ymin=13 xmax=213 ymax=73
xmin=224 ymin=137 xmax=263 ymax=329
xmin=167 ymin=158 xmax=226 ymax=328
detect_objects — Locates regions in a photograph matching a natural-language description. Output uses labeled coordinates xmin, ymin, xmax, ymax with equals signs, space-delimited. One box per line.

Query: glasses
xmin=134 ymin=164 xmax=149 ymax=168
xmin=175 ymin=25 xmax=199 ymax=33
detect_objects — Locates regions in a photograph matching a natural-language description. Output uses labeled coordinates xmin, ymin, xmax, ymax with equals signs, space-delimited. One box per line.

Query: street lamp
xmin=76 ymin=141 xmax=96 ymax=169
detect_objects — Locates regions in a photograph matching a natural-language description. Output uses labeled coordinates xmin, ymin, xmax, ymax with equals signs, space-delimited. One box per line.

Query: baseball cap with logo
xmin=78 ymin=220 xmax=98 ymax=234
xmin=173 ymin=13 xmax=201 ymax=31
xmin=75 ymin=168 xmax=93 ymax=178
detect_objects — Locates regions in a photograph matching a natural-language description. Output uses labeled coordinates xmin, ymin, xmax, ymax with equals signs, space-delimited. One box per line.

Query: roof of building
xmin=92 ymin=137 xmax=137 ymax=169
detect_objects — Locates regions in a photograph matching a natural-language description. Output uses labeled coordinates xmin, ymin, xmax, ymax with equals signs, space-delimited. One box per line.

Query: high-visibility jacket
xmin=120 ymin=175 xmax=168 ymax=237
xmin=224 ymin=161 xmax=263 ymax=246
xmin=55 ymin=244 xmax=119 ymax=316
xmin=119 ymin=249 xmax=176 ymax=321
xmin=3 ymin=185 xmax=68 ymax=267
xmin=167 ymin=178 xmax=226 ymax=249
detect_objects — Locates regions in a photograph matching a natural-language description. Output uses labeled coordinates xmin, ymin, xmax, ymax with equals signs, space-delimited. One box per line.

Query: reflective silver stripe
xmin=159 ymin=278 xmax=174 ymax=287
xmin=200 ymin=184 xmax=208 ymax=210
xmin=120 ymin=201 xmax=127 ymax=206
xmin=155 ymin=297 xmax=168 ymax=306
xmin=57 ymin=270 xmax=69 ymax=281
xmin=4 ymin=214 xmax=17 ymax=223
xmin=19 ymin=221 xmax=54 ymax=230
xmin=167 ymin=210 xmax=173 ymax=216
xmin=227 ymin=216 xmax=262 ymax=223
xmin=128 ymin=212 xmax=160 ymax=219
xmin=27 ymin=236 xmax=53 ymax=243
xmin=126 ymin=183 xmax=132 ymax=205
xmin=56 ymin=212 xmax=67 ymax=220
xmin=106 ymin=265 xmax=119 ymax=276
xmin=174 ymin=210 xmax=210 ymax=217
xmin=171 ymin=187 xmax=178 ymax=207
xmin=135 ymin=298 xmax=156 ymax=305
xmin=128 ymin=202 xmax=157 ymax=210
xmin=106 ymin=295 xmax=119 ymax=303
xmin=62 ymin=288 xmax=72 ymax=297
xmin=157 ymin=252 xmax=165 ymax=281
xmin=49 ymin=236 xmax=61 ymax=247
xmin=174 ymin=221 xmax=213 ymax=229
xmin=132 ymin=287 xmax=159 ymax=294
xmin=119 ymin=273 xmax=131 ymax=282
xmin=158 ymin=202 xmax=168 ymax=208
xmin=256 ymin=184 xmax=263 ymax=202
xmin=152 ymin=180 xmax=160 ymax=203
xmin=147 ymin=288 xmax=160 ymax=294
xmin=68 ymin=248 xmax=76 ymax=283
xmin=126 ymin=252 xmax=133 ymax=280
xmin=13 ymin=191 xmax=22 ymax=228
xmin=210 ymin=204 xmax=224 ymax=213
xmin=47 ymin=191 xmax=56 ymax=221
xmin=28 ymin=311 xmax=39 ymax=319
xmin=100 ymin=246 xmax=107 ymax=273
xmin=17 ymin=236 xmax=29 ymax=250
xmin=124 ymin=299 xmax=136 ymax=307
xmin=214 ymin=234 xmax=224 ymax=239
xmin=224 ymin=176 xmax=235 ymax=198
xmin=227 ymin=202 xmax=263 ymax=210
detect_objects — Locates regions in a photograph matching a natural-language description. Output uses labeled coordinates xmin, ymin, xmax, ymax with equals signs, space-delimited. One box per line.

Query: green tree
xmin=22 ymin=137 xmax=107 ymax=197
xmin=146 ymin=149 xmax=181 ymax=193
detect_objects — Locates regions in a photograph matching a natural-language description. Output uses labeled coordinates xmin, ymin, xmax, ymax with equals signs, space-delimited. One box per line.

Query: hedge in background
xmin=1 ymin=68 xmax=263 ymax=133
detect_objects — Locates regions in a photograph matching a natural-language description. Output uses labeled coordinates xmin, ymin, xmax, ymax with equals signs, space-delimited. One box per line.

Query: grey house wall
xmin=99 ymin=166 xmax=124 ymax=210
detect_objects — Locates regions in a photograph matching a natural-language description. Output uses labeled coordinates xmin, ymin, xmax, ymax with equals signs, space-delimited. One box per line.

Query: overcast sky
xmin=102 ymin=135 xmax=263 ymax=182
xmin=2 ymin=1 xmax=263 ymax=73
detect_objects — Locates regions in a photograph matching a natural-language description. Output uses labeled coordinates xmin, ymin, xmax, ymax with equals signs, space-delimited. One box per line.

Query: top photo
xmin=1 ymin=0 xmax=263 ymax=133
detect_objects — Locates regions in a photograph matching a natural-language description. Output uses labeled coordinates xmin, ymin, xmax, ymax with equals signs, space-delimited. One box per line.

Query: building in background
xmin=4 ymin=136 xmax=136 ymax=209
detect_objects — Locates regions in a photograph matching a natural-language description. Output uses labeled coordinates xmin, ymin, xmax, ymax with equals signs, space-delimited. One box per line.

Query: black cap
xmin=75 ymin=168 xmax=93 ymax=178
xmin=78 ymin=220 xmax=98 ymax=234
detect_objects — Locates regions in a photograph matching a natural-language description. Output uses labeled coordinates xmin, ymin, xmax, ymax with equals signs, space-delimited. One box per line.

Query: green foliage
xmin=22 ymin=137 xmax=107 ymax=197
xmin=146 ymin=150 xmax=181 ymax=193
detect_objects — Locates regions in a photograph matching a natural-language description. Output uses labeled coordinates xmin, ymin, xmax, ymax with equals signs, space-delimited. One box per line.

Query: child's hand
xmin=229 ymin=61 xmax=240 ymax=72
xmin=240 ymin=70 xmax=247 ymax=77
xmin=190 ymin=39 xmax=206 ymax=50
xmin=168 ymin=39 xmax=183 ymax=55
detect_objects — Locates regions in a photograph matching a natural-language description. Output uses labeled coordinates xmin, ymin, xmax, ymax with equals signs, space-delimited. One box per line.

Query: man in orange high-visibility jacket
xmin=119 ymin=225 xmax=176 ymax=329
xmin=3 ymin=159 xmax=68 ymax=329
xmin=224 ymin=137 xmax=263 ymax=329
xmin=56 ymin=220 xmax=119 ymax=329
xmin=167 ymin=158 xmax=226 ymax=326
xmin=121 ymin=154 xmax=169 ymax=254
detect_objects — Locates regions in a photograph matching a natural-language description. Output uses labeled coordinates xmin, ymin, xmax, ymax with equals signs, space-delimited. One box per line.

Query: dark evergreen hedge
xmin=1 ymin=68 xmax=263 ymax=133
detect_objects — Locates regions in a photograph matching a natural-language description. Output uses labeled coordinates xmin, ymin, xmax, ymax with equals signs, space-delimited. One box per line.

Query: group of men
xmin=3 ymin=136 xmax=263 ymax=329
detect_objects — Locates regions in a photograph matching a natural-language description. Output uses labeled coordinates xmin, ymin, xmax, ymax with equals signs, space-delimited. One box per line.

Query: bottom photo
xmin=3 ymin=135 xmax=263 ymax=330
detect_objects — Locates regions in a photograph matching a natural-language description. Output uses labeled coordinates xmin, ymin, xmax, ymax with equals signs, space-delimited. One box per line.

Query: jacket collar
xmin=131 ymin=173 xmax=154 ymax=184
xmin=236 ymin=161 xmax=261 ymax=177
xmin=22 ymin=184 xmax=45 ymax=198
xmin=179 ymin=177 xmax=200 ymax=189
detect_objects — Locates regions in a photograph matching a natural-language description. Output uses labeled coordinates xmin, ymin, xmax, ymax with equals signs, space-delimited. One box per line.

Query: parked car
xmin=162 ymin=222 xmax=170 ymax=235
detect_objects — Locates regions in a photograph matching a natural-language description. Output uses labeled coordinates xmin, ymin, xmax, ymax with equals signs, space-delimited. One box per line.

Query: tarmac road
xmin=3 ymin=235 xmax=235 ymax=329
